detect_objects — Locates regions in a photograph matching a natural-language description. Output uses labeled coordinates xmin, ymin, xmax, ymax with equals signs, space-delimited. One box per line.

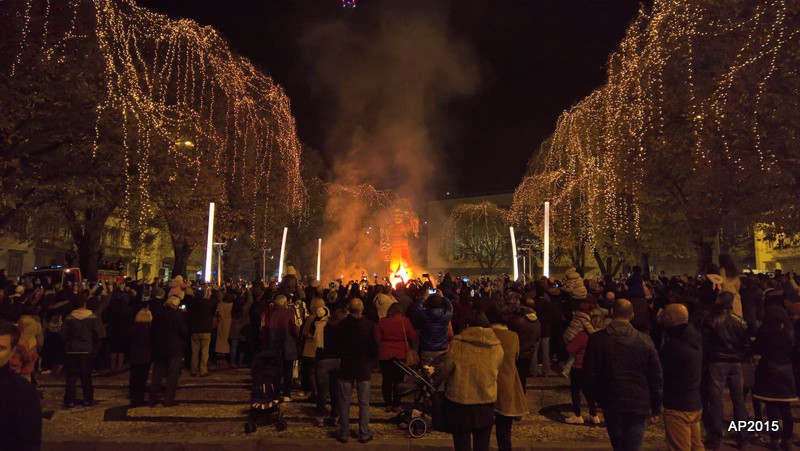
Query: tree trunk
xmin=74 ymin=208 xmax=109 ymax=281
xmin=77 ymin=229 xmax=102 ymax=281
xmin=593 ymin=249 xmax=607 ymax=274
xmin=640 ymin=253 xmax=651 ymax=279
xmin=172 ymin=239 xmax=193 ymax=279
xmin=695 ymin=237 xmax=714 ymax=275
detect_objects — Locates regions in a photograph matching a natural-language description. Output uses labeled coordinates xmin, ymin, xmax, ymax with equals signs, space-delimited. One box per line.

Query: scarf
xmin=315 ymin=316 xmax=329 ymax=349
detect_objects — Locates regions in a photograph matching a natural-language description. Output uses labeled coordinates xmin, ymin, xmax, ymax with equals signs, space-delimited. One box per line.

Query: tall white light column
xmin=510 ymin=226 xmax=519 ymax=281
xmin=277 ymin=227 xmax=288 ymax=283
xmin=543 ymin=201 xmax=550 ymax=278
xmin=316 ymin=239 xmax=322 ymax=281
xmin=204 ymin=203 xmax=215 ymax=283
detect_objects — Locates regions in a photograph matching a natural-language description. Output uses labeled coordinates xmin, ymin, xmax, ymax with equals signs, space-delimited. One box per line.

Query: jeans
xmin=379 ymin=359 xmax=405 ymax=407
xmin=64 ymin=353 xmax=94 ymax=404
xmin=604 ymin=412 xmax=647 ymax=451
xmin=129 ymin=362 xmax=150 ymax=404
xmin=663 ymin=409 xmax=703 ymax=451
xmin=764 ymin=401 xmax=794 ymax=443
xmin=190 ymin=333 xmax=211 ymax=375
xmin=703 ymin=362 xmax=749 ymax=445
xmin=569 ymin=367 xmax=597 ymax=417
xmin=316 ymin=358 xmax=340 ymax=417
xmin=150 ymin=356 xmax=182 ymax=404
xmin=495 ymin=413 xmax=513 ymax=451
xmin=229 ymin=338 xmax=245 ymax=366
xmin=452 ymin=425 xmax=492 ymax=451
xmin=530 ymin=337 xmax=551 ymax=376
xmin=339 ymin=379 xmax=371 ymax=441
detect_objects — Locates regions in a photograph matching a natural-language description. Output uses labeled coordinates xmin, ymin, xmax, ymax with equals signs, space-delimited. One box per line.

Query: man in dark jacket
xmin=60 ymin=296 xmax=106 ymax=408
xmin=700 ymin=292 xmax=751 ymax=449
xmin=584 ymin=299 xmax=663 ymax=451
xmin=660 ymin=303 xmax=703 ymax=451
xmin=333 ymin=298 xmax=378 ymax=443
xmin=0 ymin=320 xmax=42 ymax=451
xmin=149 ymin=296 xmax=188 ymax=407
xmin=507 ymin=305 xmax=541 ymax=392
xmin=533 ymin=292 xmax=555 ymax=377
xmin=186 ymin=287 xmax=214 ymax=377
xmin=264 ymin=295 xmax=300 ymax=401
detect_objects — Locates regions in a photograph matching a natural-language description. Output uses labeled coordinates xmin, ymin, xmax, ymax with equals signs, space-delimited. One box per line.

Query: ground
xmin=37 ymin=365 xmax=743 ymax=450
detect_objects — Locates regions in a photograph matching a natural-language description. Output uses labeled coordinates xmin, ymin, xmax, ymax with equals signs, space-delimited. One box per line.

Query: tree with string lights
xmin=439 ymin=202 xmax=511 ymax=274
xmin=514 ymin=0 xmax=799 ymax=273
xmin=1 ymin=0 xmax=307 ymax=278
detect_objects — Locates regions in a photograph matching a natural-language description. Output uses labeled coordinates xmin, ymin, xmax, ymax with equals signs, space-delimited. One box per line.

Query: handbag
xmin=401 ymin=318 xmax=420 ymax=367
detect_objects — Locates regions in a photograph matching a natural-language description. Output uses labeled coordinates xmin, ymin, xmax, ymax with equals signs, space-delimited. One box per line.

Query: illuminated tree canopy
xmin=1 ymin=0 xmax=306 ymax=277
xmin=513 ymin=0 xmax=799 ymax=272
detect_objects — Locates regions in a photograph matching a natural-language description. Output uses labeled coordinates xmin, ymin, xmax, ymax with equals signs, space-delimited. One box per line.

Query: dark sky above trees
xmin=139 ymin=0 xmax=640 ymax=195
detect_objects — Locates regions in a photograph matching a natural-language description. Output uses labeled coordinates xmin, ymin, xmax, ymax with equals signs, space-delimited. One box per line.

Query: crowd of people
xmin=1 ymin=255 xmax=800 ymax=450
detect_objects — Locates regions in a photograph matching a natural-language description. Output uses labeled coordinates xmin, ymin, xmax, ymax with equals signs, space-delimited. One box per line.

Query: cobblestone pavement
xmin=37 ymin=364 xmax=674 ymax=448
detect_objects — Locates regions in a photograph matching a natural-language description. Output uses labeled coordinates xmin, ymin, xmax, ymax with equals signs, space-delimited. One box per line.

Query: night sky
xmin=139 ymin=0 xmax=640 ymax=196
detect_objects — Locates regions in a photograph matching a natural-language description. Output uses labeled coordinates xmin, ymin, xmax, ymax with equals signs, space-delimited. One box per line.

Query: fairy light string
xmin=10 ymin=0 xmax=306 ymax=251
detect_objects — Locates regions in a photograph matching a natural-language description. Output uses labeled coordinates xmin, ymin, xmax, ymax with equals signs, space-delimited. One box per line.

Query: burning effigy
xmin=380 ymin=204 xmax=420 ymax=286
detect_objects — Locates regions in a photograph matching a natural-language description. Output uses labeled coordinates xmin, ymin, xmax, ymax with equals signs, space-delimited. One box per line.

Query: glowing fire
xmin=389 ymin=263 xmax=411 ymax=288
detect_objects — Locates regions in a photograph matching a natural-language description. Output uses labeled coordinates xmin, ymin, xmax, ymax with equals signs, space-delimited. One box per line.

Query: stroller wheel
xmin=408 ymin=417 xmax=427 ymax=438
xmin=275 ymin=420 xmax=288 ymax=432
xmin=245 ymin=421 xmax=257 ymax=434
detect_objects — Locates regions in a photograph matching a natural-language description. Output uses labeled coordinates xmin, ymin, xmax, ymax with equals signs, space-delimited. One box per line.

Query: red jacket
xmin=377 ymin=315 xmax=417 ymax=361
xmin=566 ymin=331 xmax=589 ymax=369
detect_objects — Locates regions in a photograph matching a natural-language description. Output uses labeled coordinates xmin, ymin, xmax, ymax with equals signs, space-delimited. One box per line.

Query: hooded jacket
xmin=583 ymin=320 xmax=663 ymax=417
xmin=660 ymin=322 xmax=703 ymax=411
xmin=412 ymin=296 xmax=453 ymax=352
xmin=61 ymin=308 xmax=106 ymax=354
xmin=507 ymin=308 xmax=541 ymax=361
xmin=374 ymin=293 xmax=398 ymax=319
xmin=443 ymin=327 xmax=504 ymax=405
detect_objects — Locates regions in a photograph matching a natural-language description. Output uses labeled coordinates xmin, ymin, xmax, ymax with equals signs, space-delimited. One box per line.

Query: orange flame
xmin=389 ymin=262 xmax=411 ymax=288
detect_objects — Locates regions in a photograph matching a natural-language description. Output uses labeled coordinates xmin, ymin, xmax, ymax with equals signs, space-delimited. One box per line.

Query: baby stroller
xmin=244 ymin=349 xmax=287 ymax=433
xmin=392 ymin=357 xmax=443 ymax=438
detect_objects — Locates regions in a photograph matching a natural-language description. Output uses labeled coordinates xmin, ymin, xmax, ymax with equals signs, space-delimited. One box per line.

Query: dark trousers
xmin=495 ymin=413 xmax=513 ymax=451
xmin=282 ymin=359 xmax=295 ymax=397
xmin=301 ymin=357 xmax=316 ymax=393
xmin=129 ymin=362 xmax=150 ymax=403
xmin=515 ymin=358 xmax=531 ymax=393
xmin=379 ymin=359 xmax=405 ymax=407
xmin=64 ymin=353 xmax=93 ymax=404
xmin=604 ymin=412 xmax=647 ymax=451
xmin=452 ymin=425 xmax=493 ymax=451
xmin=316 ymin=358 xmax=340 ymax=417
xmin=703 ymin=362 xmax=749 ymax=445
xmin=569 ymin=367 xmax=597 ymax=416
xmin=764 ymin=401 xmax=794 ymax=443
xmin=150 ymin=356 xmax=181 ymax=404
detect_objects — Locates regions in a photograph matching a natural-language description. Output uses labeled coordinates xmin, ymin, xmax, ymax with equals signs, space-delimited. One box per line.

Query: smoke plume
xmin=300 ymin=1 xmax=480 ymax=279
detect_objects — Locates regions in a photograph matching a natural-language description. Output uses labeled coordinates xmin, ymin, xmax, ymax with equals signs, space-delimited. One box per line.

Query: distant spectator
xmin=0 ymin=319 xmax=42 ymax=451
xmin=61 ymin=296 xmax=106 ymax=408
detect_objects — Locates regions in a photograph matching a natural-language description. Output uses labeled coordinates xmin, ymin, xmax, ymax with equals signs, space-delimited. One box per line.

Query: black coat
xmin=335 ymin=315 xmax=379 ymax=381
xmin=128 ymin=322 xmax=152 ymax=365
xmin=151 ymin=307 xmax=188 ymax=361
xmin=700 ymin=305 xmax=750 ymax=363
xmin=507 ymin=309 xmax=541 ymax=361
xmin=0 ymin=364 xmax=41 ymax=451
xmin=660 ymin=323 xmax=703 ymax=412
xmin=584 ymin=321 xmax=663 ymax=418
xmin=186 ymin=295 xmax=214 ymax=334
xmin=753 ymin=327 xmax=796 ymax=402
xmin=534 ymin=297 xmax=553 ymax=338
